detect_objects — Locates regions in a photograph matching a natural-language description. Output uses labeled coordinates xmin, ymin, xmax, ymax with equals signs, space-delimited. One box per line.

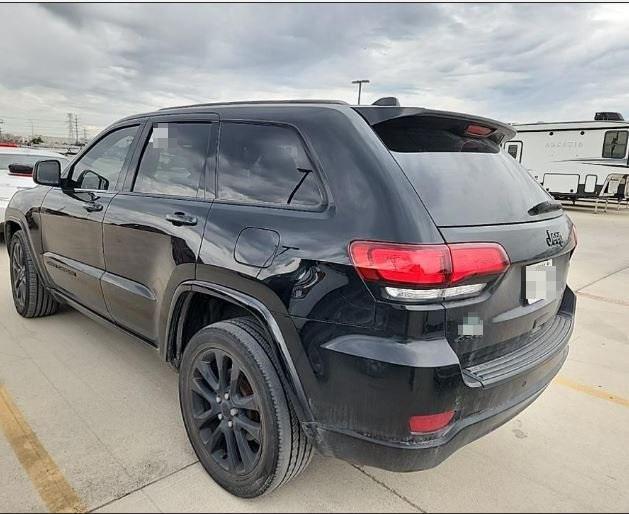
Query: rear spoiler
xmin=352 ymin=106 xmax=516 ymax=144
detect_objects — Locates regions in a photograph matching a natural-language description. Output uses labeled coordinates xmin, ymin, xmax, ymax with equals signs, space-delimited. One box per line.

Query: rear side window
xmin=602 ymin=130 xmax=628 ymax=159
xmin=133 ymin=123 xmax=212 ymax=197
xmin=218 ymin=122 xmax=324 ymax=208
xmin=373 ymin=115 xmax=500 ymax=154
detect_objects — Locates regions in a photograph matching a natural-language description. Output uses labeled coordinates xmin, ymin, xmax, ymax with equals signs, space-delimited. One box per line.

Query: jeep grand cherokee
xmin=4 ymin=99 xmax=576 ymax=498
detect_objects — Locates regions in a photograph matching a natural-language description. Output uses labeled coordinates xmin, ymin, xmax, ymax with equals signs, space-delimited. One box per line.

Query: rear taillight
xmin=349 ymin=241 xmax=509 ymax=301
xmin=349 ymin=243 xmax=450 ymax=286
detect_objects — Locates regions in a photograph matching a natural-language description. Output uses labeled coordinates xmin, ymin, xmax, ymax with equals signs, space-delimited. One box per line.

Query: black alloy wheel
xmin=190 ymin=348 xmax=262 ymax=475
xmin=10 ymin=236 xmax=27 ymax=312
xmin=179 ymin=318 xmax=313 ymax=497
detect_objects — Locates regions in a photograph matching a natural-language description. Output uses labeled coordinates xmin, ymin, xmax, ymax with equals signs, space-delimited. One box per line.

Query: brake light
xmin=349 ymin=241 xmax=509 ymax=288
xmin=409 ymin=411 xmax=455 ymax=434
xmin=349 ymin=243 xmax=450 ymax=286
xmin=464 ymin=124 xmax=494 ymax=137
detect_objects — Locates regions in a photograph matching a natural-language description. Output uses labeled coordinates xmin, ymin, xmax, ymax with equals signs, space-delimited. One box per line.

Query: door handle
xmin=83 ymin=202 xmax=103 ymax=212
xmin=165 ymin=212 xmax=198 ymax=226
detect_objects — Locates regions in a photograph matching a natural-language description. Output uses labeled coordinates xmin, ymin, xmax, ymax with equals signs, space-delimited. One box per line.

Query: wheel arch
xmin=4 ymin=218 xmax=22 ymax=246
xmin=164 ymin=280 xmax=313 ymax=422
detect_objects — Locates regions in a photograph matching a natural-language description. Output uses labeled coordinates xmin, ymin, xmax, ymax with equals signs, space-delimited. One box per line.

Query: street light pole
xmin=351 ymin=79 xmax=370 ymax=105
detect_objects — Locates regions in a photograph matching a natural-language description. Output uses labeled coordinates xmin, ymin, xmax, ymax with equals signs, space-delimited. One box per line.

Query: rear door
xmin=370 ymin=114 xmax=575 ymax=367
xmin=40 ymin=124 xmax=141 ymax=317
xmin=101 ymin=114 xmax=217 ymax=343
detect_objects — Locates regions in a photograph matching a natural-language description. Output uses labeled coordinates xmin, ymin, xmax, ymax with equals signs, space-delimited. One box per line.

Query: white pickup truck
xmin=0 ymin=146 xmax=69 ymax=235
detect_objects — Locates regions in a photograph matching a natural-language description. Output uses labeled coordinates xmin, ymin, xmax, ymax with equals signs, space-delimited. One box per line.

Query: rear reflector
xmin=349 ymin=241 xmax=509 ymax=288
xmin=409 ymin=411 xmax=455 ymax=434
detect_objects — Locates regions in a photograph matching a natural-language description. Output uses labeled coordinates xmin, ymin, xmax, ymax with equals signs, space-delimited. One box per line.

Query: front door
xmin=40 ymin=124 xmax=141 ymax=317
xmin=101 ymin=116 xmax=217 ymax=343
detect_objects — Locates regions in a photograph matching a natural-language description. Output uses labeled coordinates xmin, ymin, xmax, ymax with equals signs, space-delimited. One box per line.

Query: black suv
xmin=5 ymin=100 xmax=576 ymax=498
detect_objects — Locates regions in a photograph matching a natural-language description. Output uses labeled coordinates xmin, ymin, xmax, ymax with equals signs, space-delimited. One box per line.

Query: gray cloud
xmin=1 ymin=3 xmax=629 ymax=137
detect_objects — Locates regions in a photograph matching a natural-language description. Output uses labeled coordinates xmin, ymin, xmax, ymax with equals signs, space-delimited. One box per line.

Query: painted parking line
xmin=555 ymin=376 xmax=629 ymax=408
xmin=0 ymin=385 xmax=86 ymax=513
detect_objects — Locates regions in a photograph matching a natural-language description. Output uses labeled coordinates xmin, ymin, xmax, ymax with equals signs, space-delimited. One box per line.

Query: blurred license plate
xmin=525 ymin=259 xmax=556 ymax=304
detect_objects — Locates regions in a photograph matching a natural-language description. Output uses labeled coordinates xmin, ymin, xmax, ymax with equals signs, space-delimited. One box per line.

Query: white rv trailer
xmin=505 ymin=112 xmax=629 ymax=203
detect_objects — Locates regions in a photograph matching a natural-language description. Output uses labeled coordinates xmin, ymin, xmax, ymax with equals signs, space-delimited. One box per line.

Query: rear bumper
xmin=307 ymin=344 xmax=566 ymax=471
xmin=301 ymin=287 xmax=575 ymax=471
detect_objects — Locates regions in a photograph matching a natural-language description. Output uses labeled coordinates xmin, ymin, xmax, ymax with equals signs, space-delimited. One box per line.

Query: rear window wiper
xmin=287 ymin=168 xmax=312 ymax=204
xmin=528 ymin=200 xmax=562 ymax=216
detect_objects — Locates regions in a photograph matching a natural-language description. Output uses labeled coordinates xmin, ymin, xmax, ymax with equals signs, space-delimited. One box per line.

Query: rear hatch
xmin=360 ymin=109 xmax=575 ymax=378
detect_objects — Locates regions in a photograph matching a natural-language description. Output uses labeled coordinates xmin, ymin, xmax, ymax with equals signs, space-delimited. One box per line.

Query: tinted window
xmin=394 ymin=152 xmax=554 ymax=227
xmin=373 ymin=115 xmax=500 ymax=154
xmin=218 ymin=123 xmax=323 ymax=207
xmin=71 ymin=126 xmax=138 ymax=190
xmin=133 ymin=123 xmax=212 ymax=197
xmin=602 ymin=130 xmax=628 ymax=159
xmin=506 ymin=144 xmax=518 ymax=159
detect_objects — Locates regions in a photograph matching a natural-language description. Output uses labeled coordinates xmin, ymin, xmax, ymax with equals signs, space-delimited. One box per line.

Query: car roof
xmin=115 ymin=99 xmax=515 ymax=140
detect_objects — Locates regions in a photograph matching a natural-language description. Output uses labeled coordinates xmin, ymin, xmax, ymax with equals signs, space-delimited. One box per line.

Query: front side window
xmin=71 ymin=125 xmax=138 ymax=190
xmin=602 ymin=130 xmax=628 ymax=159
xmin=218 ymin=122 xmax=324 ymax=208
xmin=133 ymin=123 xmax=212 ymax=197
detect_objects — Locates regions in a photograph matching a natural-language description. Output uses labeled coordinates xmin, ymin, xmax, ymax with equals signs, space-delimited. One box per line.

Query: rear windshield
xmin=373 ymin=116 xmax=557 ymax=227
xmin=374 ymin=115 xmax=501 ymax=154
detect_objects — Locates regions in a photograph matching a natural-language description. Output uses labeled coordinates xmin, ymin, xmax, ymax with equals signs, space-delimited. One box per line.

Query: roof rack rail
xmin=159 ymin=99 xmax=349 ymax=111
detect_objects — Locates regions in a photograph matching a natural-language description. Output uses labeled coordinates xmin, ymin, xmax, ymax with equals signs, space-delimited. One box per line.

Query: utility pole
xmin=30 ymin=119 xmax=34 ymax=139
xmin=67 ymin=113 xmax=74 ymax=143
xmin=351 ymin=79 xmax=370 ymax=105
xmin=83 ymin=127 xmax=87 ymax=143
xmin=74 ymin=114 xmax=79 ymax=145
xmin=0 ymin=119 xmax=4 ymax=140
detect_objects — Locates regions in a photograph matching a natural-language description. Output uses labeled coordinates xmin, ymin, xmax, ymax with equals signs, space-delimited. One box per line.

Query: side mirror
xmin=33 ymin=160 xmax=62 ymax=187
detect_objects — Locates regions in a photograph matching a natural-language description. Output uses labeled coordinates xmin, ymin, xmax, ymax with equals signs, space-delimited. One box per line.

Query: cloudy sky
xmin=2 ymin=2 xmax=629 ymax=139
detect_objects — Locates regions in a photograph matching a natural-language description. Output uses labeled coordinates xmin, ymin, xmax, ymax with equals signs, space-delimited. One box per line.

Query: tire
xmin=179 ymin=317 xmax=313 ymax=497
xmin=9 ymin=230 xmax=59 ymax=318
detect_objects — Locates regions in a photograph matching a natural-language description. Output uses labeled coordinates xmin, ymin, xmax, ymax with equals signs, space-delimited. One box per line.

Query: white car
xmin=0 ymin=146 xmax=69 ymax=234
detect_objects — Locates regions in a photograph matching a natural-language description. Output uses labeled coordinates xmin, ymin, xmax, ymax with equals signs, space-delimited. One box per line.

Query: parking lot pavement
xmin=1 ymin=205 xmax=628 ymax=513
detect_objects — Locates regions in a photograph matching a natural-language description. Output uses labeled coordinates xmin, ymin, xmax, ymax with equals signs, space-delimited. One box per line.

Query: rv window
xmin=602 ymin=130 xmax=628 ymax=159
xmin=507 ymin=144 xmax=519 ymax=159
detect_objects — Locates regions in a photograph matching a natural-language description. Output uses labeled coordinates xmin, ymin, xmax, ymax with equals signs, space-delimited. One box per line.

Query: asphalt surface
xmin=0 ymin=203 xmax=628 ymax=513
